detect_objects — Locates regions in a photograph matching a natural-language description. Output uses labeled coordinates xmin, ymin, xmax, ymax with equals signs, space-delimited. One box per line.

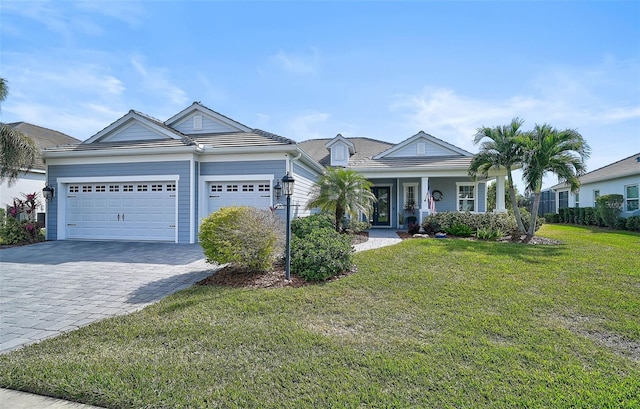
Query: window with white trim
xmin=403 ymin=183 xmax=418 ymax=212
xmin=123 ymin=185 xmax=134 ymax=192
xmin=242 ymin=184 xmax=255 ymax=192
xmin=210 ymin=185 xmax=223 ymax=192
xmin=151 ymin=184 xmax=163 ymax=192
xmin=82 ymin=185 xmax=92 ymax=193
xmin=574 ymin=192 xmax=580 ymax=207
xmin=166 ymin=184 xmax=176 ymax=192
xmin=95 ymin=185 xmax=106 ymax=193
xmin=69 ymin=186 xmax=79 ymax=193
xmin=626 ymin=184 xmax=639 ymax=212
xmin=193 ymin=115 xmax=203 ymax=131
xmin=258 ymin=184 xmax=270 ymax=192
xmin=226 ymin=184 xmax=238 ymax=192
xmin=558 ymin=191 xmax=569 ymax=209
xmin=594 ymin=190 xmax=600 ymax=204
xmin=457 ymin=183 xmax=476 ymax=212
xmin=137 ymin=184 xmax=148 ymax=192
xmin=109 ymin=185 xmax=120 ymax=192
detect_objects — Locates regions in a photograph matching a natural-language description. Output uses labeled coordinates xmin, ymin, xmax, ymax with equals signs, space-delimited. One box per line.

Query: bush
xmin=518 ymin=207 xmax=543 ymax=235
xmin=291 ymin=227 xmax=352 ymax=281
xmin=291 ymin=213 xmax=334 ymax=238
xmin=614 ymin=217 xmax=628 ymax=230
xmin=544 ymin=213 xmax=560 ymax=223
xmin=584 ymin=207 xmax=597 ymax=226
xmin=1 ymin=218 xmax=41 ymax=245
xmin=476 ymin=227 xmax=502 ymax=241
xmin=577 ymin=207 xmax=586 ymax=225
xmin=199 ymin=206 xmax=283 ymax=271
xmin=626 ymin=216 xmax=640 ymax=232
xmin=407 ymin=222 xmax=420 ymax=235
xmin=445 ymin=222 xmax=474 ymax=237
xmin=596 ymin=194 xmax=624 ymax=227
xmin=344 ymin=218 xmax=370 ymax=233
xmin=422 ymin=212 xmax=519 ymax=237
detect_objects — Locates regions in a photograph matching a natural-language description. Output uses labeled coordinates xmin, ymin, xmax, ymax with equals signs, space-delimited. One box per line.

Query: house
xmin=0 ymin=122 xmax=80 ymax=218
xmin=42 ymin=102 xmax=507 ymax=243
xmin=550 ymin=152 xmax=640 ymax=218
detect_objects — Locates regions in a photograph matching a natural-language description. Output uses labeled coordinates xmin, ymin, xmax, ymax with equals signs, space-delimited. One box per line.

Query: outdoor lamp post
xmin=281 ymin=172 xmax=295 ymax=281
xmin=42 ymin=184 xmax=55 ymax=202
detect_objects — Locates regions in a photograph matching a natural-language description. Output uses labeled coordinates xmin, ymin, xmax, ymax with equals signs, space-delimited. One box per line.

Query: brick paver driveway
xmin=0 ymin=241 xmax=215 ymax=354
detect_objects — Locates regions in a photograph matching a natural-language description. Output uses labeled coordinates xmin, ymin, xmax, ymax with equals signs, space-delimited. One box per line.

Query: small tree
xmin=199 ymin=206 xmax=283 ymax=271
xmin=595 ymin=194 xmax=623 ymax=228
xmin=306 ymin=167 xmax=376 ymax=232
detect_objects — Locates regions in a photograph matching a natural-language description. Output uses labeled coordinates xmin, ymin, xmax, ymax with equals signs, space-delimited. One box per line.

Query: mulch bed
xmin=396 ymin=231 xmax=562 ymax=245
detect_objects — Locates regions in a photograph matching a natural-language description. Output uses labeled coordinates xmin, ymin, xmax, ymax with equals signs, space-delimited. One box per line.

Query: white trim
xmin=403 ymin=183 xmax=418 ymax=210
xmin=44 ymin=153 xmax=196 ymax=166
xmin=374 ymin=131 xmax=473 ymax=159
xmin=371 ymin=183 xmax=394 ymax=227
xmin=165 ymin=102 xmax=252 ymax=132
xmin=43 ymin=146 xmax=200 ymax=160
xmin=190 ymin=158 xmax=196 ymax=244
xmin=456 ymin=182 xmax=478 ymax=212
xmin=84 ymin=111 xmax=182 ymax=143
xmin=625 ymin=183 xmax=639 ymax=212
xmin=57 ymin=175 xmax=180 ymax=184
xmin=198 ymin=174 xmax=275 ymax=223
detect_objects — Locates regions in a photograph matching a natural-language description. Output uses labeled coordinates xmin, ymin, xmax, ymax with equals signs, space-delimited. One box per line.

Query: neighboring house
xmin=0 ymin=122 xmax=80 ymax=217
xmin=42 ymin=102 xmax=507 ymax=243
xmin=550 ymin=152 xmax=640 ymax=218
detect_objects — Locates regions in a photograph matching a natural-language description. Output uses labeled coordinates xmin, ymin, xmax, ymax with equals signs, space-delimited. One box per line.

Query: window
xmin=258 ymin=184 xmax=270 ymax=192
xmin=82 ymin=185 xmax=92 ymax=193
xmin=151 ymin=184 xmax=163 ymax=192
xmin=123 ymin=185 xmax=134 ymax=192
xmin=69 ymin=186 xmax=79 ymax=193
xmin=210 ymin=184 xmax=223 ymax=192
xmin=574 ymin=192 xmax=580 ymax=207
xmin=594 ymin=190 xmax=600 ymax=204
xmin=95 ymin=185 xmax=106 ymax=192
xmin=333 ymin=145 xmax=345 ymax=161
xmin=457 ymin=183 xmax=476 ymax=212
xmin=109 ymin=185 xmax=120 ymax=192
xmin=193 ymin=115 xmax=203 ymax=131
xmin=242 ymin=184 xmax=255 ymax=192
xmin=137 ymin=184 xmax=148 ymax=192
xmin=166 ymin=184 xmax=176 ymax=192
xmin=626 ymin=184 xmax=639 ymax=212
xmin=226 ymin=184 xmax=238 ymax=192
xmin=403 ymin=183 xmax=418 ymax=212
xmin=558 ymin=191 xmax=569 ymax=209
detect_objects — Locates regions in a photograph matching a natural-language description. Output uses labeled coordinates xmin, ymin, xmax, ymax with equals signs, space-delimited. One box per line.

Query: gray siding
xmin=106 ymin=122 xmax=164 ymax=142
xmin=478 ymin=182 xmax=486 ymax=212
xmin=174 ymin=114 xmax=237 ymax=135
xmin=47 ymin=161 xmax=191 ymax=243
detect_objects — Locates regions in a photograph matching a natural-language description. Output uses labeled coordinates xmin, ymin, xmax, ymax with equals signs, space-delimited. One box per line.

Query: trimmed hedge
xmin=421 ymin=211 xmax=541 ymax=238
xmin=596 ymin=194 xmax=624 ymax=228
xmin=626 ymin=216 xmax=640 ymax=232
xmin=291 ymin=227 xmax=353 ymax=281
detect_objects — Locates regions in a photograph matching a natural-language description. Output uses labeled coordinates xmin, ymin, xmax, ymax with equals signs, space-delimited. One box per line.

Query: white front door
xmin=65 ymin=182 xmax=176 ymax=241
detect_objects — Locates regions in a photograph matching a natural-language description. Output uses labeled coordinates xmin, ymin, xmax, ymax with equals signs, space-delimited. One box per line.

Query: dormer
xmin=373 ymin=131 xmax=473 ymax=159
xmin=325 ymin=134 xmax=355 ymax=167
xmin=164 ymin=102 xmax=252 ymax=135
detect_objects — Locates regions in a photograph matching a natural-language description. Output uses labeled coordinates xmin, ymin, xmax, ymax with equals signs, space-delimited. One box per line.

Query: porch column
xmin=419 ymin=177 xmax=429 ymax=224
xmin=495 ymin=176 xmax=507 ymax=213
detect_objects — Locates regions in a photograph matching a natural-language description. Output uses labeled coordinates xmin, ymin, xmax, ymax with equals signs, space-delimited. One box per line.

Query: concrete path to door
xmin=0 ymin=240 xmax=215 ymax=354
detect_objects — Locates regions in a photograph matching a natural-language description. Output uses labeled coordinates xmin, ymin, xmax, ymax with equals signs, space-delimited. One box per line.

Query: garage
xmin=65 ymin=181 xmax=177 ymax=241
xmin=207 ymin=180 xmax=272 ymax=214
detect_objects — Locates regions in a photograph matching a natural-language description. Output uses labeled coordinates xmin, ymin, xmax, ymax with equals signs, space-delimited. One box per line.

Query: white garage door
xmin=208 ymin=181 xmax=271 ymax=214
xmin=66 ymin=182 xmax=176 ymax=241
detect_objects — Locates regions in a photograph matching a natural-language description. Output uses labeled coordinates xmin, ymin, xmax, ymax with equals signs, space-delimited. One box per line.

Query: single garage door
xmin=208 ymin=181 xmax=271 ymax=214
xmin=66 ymin=182 xmax=176 ymax=241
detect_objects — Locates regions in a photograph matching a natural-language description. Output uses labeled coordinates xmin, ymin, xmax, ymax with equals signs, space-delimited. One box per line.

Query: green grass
xmin=1 ymin=224 xmax=639 ymax=408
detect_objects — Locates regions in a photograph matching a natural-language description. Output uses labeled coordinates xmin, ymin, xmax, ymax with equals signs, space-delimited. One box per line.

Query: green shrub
xmin=558 ymin=208 xmax=569 ymax=223
xmin=0 ymin=218 xmax=41 ymax=245
xmin=445 ymin=222 xmax=474 ymax=237
xmin=518 ymin=207 xmax=543 ymax=235
xmin=584 ymin=207 xmax=597 ymax=226
xmin=476 ymin=227 xmax=502 ymax=241
xmin=199 ymin=206 xmax=283 ymax=271
xmin=422 ymin=212 xmax=519 ymax=237
xmin=626 ymin=216 xmax=640 ymax=232
xmin=343 ymin=218 xmax=370 ymax=233
xmin=291 ymin=227 xmax=352 ymax=281
xmin=544 ymin=213 xmax=560 ymax=223
xmin=577 ymin=207 xmax=586 ymax=225
xmin=596 ymin=194 xmax=623 ymax=227
xmin=291 ymin=213 xmax=334 ymax=239
xmin=614 ymin=217 xmax=628 ymax=230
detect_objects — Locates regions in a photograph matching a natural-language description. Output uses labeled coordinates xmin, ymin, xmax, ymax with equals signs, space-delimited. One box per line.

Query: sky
xmin=1 ymin=0 xmax=639 ymax=190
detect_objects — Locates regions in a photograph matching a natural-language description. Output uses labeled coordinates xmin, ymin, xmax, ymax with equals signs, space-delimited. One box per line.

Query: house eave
xmin=42 ymin=145 xmax=201 ymax=159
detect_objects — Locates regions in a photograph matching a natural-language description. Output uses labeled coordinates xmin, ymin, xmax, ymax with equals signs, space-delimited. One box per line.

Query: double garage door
xmin=66 ymin=181 xmax=176 ymax=241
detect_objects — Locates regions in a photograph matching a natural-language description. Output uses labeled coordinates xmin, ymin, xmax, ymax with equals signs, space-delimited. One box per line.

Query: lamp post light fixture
xmin=281 ymin=172 xmax=295 ymax=281
xmin=42 ymin=184 xmax=55 ymax=202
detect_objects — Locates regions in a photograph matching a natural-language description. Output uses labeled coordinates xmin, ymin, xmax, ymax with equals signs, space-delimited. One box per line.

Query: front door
xmin=371 ymin=186 xmax=391 ymax=226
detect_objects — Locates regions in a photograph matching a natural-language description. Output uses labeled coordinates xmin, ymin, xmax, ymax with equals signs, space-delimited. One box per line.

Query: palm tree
xmin=306 ymin=167 xmax=376 ymax=232
xmin=1 ymin=77 xmax=38 ymax=184
xmin=469 ymin=117 xmax=527 ymax=234
xmin=520 ymin=124 xmax=590 ymax=236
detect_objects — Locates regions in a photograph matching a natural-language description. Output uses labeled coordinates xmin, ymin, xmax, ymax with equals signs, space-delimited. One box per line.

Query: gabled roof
xmin=298 ymin=137 xmax=393 ymax=167
xmin=551 ymin=152 xmax=640 ymax=190
xmin=325 ymin=134 xmax=356 ymax=154
xmin=83 ymin=110 xmax=188 ymax=144
xmin=373 ymin=131 xmax=473 ymax=159
xmin=7 ymin=122 xmax=80 ymax=170
xmin=164 ymin=101 xmax=252 ymax=132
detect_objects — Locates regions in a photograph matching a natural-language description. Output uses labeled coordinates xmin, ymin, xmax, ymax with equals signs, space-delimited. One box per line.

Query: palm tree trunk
xmin=507 ymin=171 xmax=526 ymax=234
xmin=528 ymin=189 xmax=542 ymax=236
xmin=335 ymin=206 xmax=344 ymax=232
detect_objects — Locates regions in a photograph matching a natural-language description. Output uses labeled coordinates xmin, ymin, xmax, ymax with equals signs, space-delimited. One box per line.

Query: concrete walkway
xmin=1 ymin=232 xmax=401 ymax=408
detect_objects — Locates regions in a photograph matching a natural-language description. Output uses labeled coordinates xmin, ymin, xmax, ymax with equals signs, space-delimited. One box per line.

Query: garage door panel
xmin=66 ymin=182 xmax=176 ymax=242
xmin=208 ymin=180 xmax=271 ymax=215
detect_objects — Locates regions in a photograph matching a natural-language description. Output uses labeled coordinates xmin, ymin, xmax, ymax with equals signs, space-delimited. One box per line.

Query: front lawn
xmin=1 ymin=224 xmax=638 ymax=408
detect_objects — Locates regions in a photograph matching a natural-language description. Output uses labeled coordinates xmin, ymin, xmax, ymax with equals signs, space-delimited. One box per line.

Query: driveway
xmin=0 ymin=241 xmax=215 ymax=354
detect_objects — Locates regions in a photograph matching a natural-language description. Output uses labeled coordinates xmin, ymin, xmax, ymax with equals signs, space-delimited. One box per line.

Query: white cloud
xmin=285 ymin=111 xmax=331 ymax=140
xmin=271 ymin=48 xmax=321 ymax=75
xmin=130 ymin=56 xmax=189 ymax=107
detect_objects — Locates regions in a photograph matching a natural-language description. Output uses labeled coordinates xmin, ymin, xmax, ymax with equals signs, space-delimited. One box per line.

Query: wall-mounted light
xmin=42 ymin=184 xmax=55 ymax=202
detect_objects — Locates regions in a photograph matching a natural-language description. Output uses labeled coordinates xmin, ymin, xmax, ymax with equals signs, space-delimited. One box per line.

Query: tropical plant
xmin=469 ymin=118 xmax=527 ymax=235
xmin=306 ymin=167 xmax=376 ymax=232
xmin=520 ymin=124 xmax=590 ymax=236
xmin=0 ymin=78 xmax=39 ymax=184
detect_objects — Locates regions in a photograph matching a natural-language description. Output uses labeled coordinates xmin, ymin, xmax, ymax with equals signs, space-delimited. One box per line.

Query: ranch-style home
xmin=41 ymin=102 xmax=508 ymax=243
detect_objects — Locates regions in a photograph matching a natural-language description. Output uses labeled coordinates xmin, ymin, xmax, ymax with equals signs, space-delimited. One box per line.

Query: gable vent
xmin=193 ymin=115 xmax=203 ymax=131
xmin=417 ymin=142 xmax=426 ymax=156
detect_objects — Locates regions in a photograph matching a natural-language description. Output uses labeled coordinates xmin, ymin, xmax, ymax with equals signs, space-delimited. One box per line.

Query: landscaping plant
xmin=595 ymin=194 xmax=624 ymax=228
xmin=291 ymin=227 xmax=352 ymax=281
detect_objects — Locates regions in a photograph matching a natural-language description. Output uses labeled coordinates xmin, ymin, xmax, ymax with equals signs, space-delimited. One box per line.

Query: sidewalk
xmin=353 ymin=228 xmax=403 ymax=252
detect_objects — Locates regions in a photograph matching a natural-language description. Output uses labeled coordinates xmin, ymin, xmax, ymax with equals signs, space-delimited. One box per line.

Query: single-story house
xmin=1 ymin=122 xmax=80 ymax=218
xmin=42 ymin=102 xmax=508 ymax=243
xmin=550 ymin=152 xmax=640 ymax=218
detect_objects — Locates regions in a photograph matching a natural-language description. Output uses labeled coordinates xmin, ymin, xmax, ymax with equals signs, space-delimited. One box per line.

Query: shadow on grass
xmin=415 ymin=238 xmax=567 ymax=263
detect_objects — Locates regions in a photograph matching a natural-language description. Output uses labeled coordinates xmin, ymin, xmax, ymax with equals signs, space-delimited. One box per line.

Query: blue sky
xmin=1 ymin=0 xmax=639 ymax=190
